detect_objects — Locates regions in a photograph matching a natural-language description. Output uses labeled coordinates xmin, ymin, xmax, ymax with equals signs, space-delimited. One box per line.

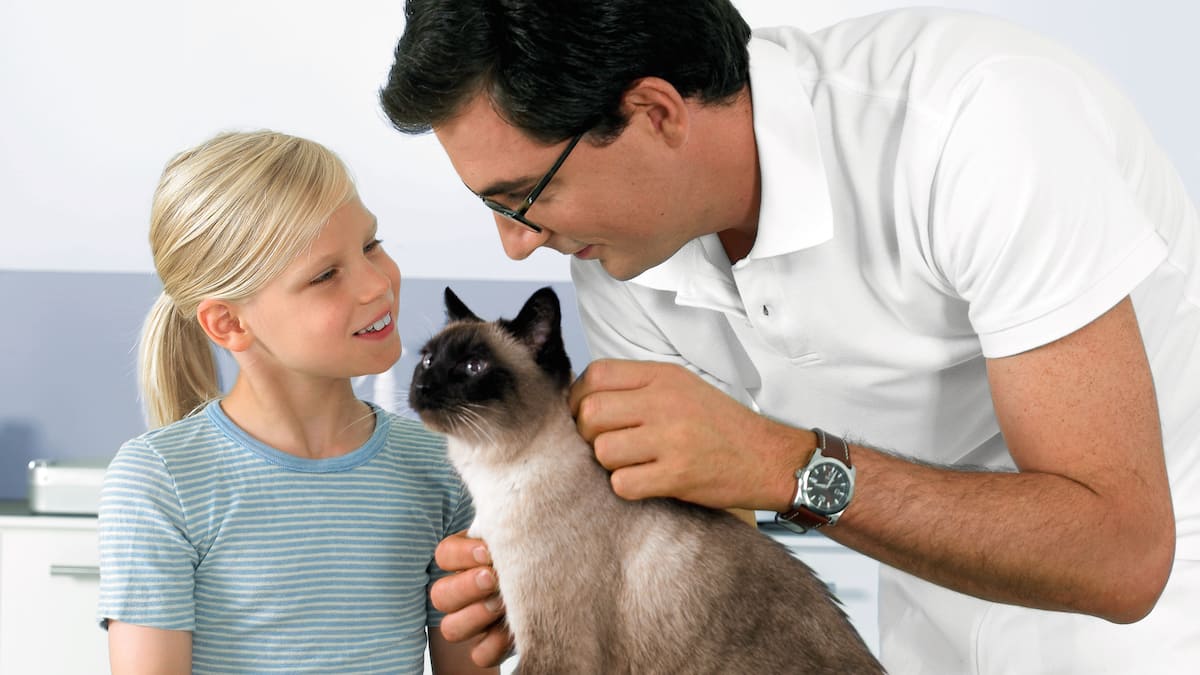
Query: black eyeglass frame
xmin=468 ymin=132 xmax=584 ymax=234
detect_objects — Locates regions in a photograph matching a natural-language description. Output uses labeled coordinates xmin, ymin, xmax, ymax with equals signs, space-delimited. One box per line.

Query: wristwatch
xmin=776 ymin=428 xmax=856 ymax=534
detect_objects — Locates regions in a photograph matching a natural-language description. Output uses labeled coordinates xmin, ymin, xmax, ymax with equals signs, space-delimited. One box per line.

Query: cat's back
xmin=614 ymin=500 xmax=884 ymax=673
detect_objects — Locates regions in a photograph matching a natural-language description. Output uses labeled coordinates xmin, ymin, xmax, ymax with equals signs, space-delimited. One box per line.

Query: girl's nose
xmin=496 ymin=214 xmax=551 ymax=260
xmin=359 ymin=257 xmax=393 ymax=303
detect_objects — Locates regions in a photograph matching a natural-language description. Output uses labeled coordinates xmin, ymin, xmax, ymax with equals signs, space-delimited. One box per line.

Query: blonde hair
xmin=139 ymin=130 xmax=355 ymax=428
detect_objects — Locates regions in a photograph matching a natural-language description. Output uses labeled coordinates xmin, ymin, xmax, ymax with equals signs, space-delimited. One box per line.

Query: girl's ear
xmin=197 ymin=299 xmax=253 ymax=352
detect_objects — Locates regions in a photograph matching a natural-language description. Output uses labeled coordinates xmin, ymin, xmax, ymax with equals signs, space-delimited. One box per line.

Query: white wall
xmin=1 ymin=1 xmax=1196 ymax=280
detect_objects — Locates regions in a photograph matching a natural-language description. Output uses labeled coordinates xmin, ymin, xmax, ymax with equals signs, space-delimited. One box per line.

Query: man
xmin=381 ymin=1 xmax=1199 ymax=672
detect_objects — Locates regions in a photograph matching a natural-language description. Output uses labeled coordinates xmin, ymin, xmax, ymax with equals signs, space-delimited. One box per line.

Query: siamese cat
xmin=409 ymin=287 xmax=884 ymax=675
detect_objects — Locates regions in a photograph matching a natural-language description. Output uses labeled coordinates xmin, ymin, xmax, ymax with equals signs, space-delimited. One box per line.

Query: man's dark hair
xmin=380 ymin=0 xmax=752 ymax=144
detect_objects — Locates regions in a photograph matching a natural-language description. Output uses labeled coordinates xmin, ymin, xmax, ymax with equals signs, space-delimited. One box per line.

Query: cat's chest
xmin=446 ymin=438 xmax=591 ymax=540
xmin=449 ymin=444 xmax=537 ymax=524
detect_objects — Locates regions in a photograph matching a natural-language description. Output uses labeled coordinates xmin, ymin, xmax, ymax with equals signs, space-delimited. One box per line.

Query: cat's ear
xmin=444 ymin=287 xmax=481 ymax=323
xmin=509 ymin=287 xmax=572 ymax=386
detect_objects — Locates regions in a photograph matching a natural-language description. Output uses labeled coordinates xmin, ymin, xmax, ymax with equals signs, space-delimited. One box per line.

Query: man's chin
xmin=598 ymin=258 xmax=646 ymax=282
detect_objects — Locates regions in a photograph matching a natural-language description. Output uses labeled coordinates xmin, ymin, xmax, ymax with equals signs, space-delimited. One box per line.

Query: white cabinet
xmin=0 ymin=515 xmax=108 ymax=675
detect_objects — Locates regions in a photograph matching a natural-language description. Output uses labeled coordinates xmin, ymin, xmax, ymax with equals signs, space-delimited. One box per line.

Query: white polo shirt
xmin=571 ymin=8 xmax=1199 ymax=673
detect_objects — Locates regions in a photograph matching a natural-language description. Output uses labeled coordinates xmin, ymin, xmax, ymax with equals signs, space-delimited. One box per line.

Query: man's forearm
xmin=821 ymin=442 xmax=1173 ymax=624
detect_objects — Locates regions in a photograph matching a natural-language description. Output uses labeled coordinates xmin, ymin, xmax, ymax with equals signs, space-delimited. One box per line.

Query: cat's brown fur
xmin=410 ymin=287 xmax=884 ymax=674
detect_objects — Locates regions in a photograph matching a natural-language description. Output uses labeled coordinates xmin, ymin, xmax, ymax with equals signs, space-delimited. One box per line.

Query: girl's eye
xmin=464 ymin=358 xmax=486 ymax=376
xmin=311 ymin=269 xmax=337 ymax=284
xmin=364 ymin=238 xmax=383 ymax=254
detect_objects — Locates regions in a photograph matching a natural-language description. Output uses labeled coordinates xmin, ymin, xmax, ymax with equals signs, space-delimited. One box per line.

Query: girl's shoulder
xmin=115 ymin=402 xmax=230 ymax=466
xmin=371 ymin=408 xmax=459 ymax=478
xmin=375 ymin=408 xmax=447 ymax=452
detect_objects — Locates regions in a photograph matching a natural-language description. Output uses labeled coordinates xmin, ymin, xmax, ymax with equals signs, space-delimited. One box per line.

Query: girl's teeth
xmin=357 ymin=313 xmax=391 ymax=335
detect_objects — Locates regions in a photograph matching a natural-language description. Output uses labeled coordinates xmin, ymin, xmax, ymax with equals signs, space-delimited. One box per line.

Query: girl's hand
xmin=430 ymin=531 xmax=513 ymax=667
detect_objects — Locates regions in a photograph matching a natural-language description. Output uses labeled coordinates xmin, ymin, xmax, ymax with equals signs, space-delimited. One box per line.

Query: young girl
xmin=98 ymin=130 xmax=495 ymax=674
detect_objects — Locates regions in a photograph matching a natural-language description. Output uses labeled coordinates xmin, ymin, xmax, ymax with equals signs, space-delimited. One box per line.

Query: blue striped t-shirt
xmin=98 ymin=400 xmax=473 ymax=674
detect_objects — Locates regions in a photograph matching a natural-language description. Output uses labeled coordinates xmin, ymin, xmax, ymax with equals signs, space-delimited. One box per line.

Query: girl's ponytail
xmin=138 ymin=291 xmax=219 ymax=428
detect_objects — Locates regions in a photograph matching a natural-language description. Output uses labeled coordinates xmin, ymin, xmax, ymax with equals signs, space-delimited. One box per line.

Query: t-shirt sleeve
xmin=97 ymin=439 xmax=198 ymax=631
xmin=425 ymin=473 xmax=476 ymax=628
xmin=929 ymin=56 xmax=1166 ymax=357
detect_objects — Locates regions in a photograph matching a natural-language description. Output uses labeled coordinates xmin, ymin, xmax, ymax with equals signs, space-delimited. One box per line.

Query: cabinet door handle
xmin=49 ymin=564 xmax=101 ymax=578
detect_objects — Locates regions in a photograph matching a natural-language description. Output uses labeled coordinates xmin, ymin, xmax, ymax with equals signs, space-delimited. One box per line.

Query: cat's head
xmin=409 ymin=286 xmax=572 ymax=444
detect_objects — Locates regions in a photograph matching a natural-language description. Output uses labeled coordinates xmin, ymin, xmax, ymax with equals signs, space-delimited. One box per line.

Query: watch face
xmin=803 ymin=461 xmax=852 ymax=515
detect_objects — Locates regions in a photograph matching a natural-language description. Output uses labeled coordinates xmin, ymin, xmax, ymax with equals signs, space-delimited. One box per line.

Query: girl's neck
xmin=221 ymin=375 xmax=376 ymax=460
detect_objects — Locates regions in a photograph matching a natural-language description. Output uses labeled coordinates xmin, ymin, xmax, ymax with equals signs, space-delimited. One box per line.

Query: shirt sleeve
xmin=97 ymin=439 xmax=198 ymax=631
xmin=425 ymin=474 xmax=476 ymax=628
xmin=929 ymin=55 xmax=1166 ymax=357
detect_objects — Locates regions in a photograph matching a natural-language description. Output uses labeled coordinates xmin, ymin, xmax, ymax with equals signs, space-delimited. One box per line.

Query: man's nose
xmin=496 ymin=214 xmax=551 ymax=260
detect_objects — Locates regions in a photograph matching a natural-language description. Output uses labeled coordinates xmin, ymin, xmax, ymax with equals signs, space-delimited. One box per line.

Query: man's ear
xmin=196 ymin=299 xmax=253 ymax=352
xmin=619 ymin=77 xmax=690 ymax=148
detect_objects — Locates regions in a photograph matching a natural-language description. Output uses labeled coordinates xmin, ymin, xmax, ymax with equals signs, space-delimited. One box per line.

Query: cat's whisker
xmin=455 ymin=405 xmax=496 ymax=446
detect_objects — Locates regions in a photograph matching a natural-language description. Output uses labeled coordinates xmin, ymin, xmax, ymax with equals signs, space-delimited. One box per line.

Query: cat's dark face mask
xmin=409 ymin=287 xmax=572 ymax=438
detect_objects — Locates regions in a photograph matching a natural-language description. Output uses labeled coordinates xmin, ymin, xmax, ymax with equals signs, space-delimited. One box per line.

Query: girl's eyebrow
xmin=298 ymin=215 xmax=380 ymax=275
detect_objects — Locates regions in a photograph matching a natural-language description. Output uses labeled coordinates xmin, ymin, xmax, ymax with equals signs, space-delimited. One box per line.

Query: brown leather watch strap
xmin=778 ymin=504 xmax=830 ymax=529
xmin=776 ymin=428 xmax=851 ymax=531
xmin=818 ymin=428 xmax=852 ymax=469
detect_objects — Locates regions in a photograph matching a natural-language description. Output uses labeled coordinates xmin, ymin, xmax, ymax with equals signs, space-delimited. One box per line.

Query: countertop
xmin=0 ymin=499 xmax=98 ymax=529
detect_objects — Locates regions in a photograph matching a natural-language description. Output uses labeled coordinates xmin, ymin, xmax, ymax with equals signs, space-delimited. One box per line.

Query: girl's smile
xmin=354 ymin=311 xmax=395 ymax=339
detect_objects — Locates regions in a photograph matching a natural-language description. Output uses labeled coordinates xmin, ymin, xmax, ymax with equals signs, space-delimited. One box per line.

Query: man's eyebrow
xmin=471 ymin=175 xmax=539 ymax=199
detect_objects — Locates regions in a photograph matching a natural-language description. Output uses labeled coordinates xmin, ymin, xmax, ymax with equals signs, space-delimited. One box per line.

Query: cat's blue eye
xmin=420 ymin=353 xmax=432 ymax=369
xmin=464 ymin=358 xmax=486 ymax=375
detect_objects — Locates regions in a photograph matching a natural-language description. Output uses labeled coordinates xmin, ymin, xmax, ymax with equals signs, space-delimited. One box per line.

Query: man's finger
xmin=609 ymin=461 xmax=670 ymax=502
xmin=569 ymin=359 xmax=660 ymax=414
xmin=574 ymin=387 xmax=653 ymax=443
xmin=593 ymin=426 xmax=655 ymax=471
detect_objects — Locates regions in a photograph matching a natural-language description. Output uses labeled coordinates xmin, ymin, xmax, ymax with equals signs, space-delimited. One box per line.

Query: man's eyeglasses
xmin=468 ymin=132 xmax=584 ymax=234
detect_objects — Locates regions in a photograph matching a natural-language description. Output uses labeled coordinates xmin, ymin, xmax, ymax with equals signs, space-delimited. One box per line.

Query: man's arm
xmin=571 ymin=297 xmax=1175 ymax=622
xmin=833 ymin=296 xmax=1173 ymax=622
xmin=108 ymin=620 xmax=191 ymax=675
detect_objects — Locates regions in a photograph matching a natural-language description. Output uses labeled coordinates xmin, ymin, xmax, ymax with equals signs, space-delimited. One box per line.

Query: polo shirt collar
xmin=630 ymin=33 xmax=834 ymax=297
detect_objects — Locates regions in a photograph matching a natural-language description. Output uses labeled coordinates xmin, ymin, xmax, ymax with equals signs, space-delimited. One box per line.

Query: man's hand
xmin=430 ymin=531 xmax=513 ymax=667
xmin=568 ymin=359 xmax=803 ymax=512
